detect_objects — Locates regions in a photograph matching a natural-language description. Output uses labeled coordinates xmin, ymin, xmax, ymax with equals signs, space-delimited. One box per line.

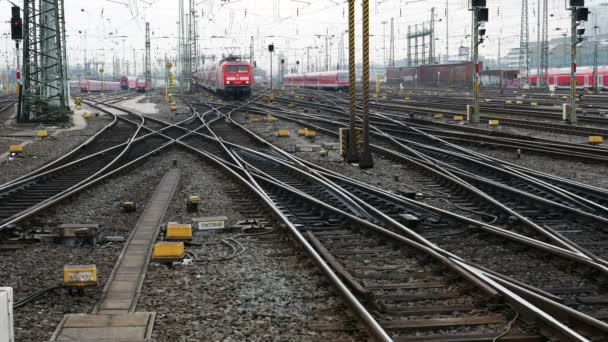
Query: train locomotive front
xmin=194 ymin=59 xmax=252 ymax=99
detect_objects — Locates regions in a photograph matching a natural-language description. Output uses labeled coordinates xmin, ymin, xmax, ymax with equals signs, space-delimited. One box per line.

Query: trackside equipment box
xmin=0 ymin=287 xmax=14 ymax=342
xmin=63 ymin=265 xmax=98 ymax=288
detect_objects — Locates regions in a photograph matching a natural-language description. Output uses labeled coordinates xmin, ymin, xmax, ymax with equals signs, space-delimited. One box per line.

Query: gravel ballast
xmin=2 ymin=150 xmax=178 ymax=341
xmin=0 ymin=115 xmax=111 ymax=184
xmin=138 ymin=150 xmax=366 ymax=341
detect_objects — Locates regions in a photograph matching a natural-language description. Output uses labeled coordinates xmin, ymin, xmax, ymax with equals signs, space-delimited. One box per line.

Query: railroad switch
xmin=37 ymin=130 xmax=49 ymax=139
xmin=186 ymin=196 xmax=201 ymax=213
xmin=152 ymin=242 xmax=185 ymax=263
xmin=122 ymin=201 xmax=137 ymax=213
xmin=288 ymin=103 xmax=296 ymax=108
xmin=588 ymin=136 xmax=604 ymax=145
xmin=58 ymin=224 xmax=99 ymax=247
xmin=531 ymin=102 xmax=538 ymax=106
xmin=63 ymin=264 xmax=98 ymax=296
xmin=433 ymin=114 xmax=444 ymax=119
xmin=249 ymin=117 xmax=261 ymax=123
xmin=319 ymin=149 xmax=328 ymax=157
xmin=397 ymin=191 xmax=418 ymax=199
xmin=489 ymin=120 xmax=499 ymax=126
xmin=83 ymin=112 xmax=93 ymax=119
xmin=171 ymin=101 xmax=177 ymax=111
xmin=453 ymin=116 xmax=464 ymax=122
xmin=516 ymin=100 xmax=524 ymax=105
xmin=277 ymin=130 xmax=290 ymax=137
xmin=8 ymin=145 xmax=23 ymax=157
xmin=166 ymin=223 xmax=193 ymax=241
xmin=505 ymin=100 xmax=513 ymax=104
xmin=398 ymin=213 xmax=420 ymax=229
xmin=298 ymin=128 xmax=309 ymax=136
xmin=266 ymin=115 xmax=277 ymax=122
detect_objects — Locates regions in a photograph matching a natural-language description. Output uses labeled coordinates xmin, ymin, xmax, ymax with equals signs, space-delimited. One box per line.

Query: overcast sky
xmin=0 ymin=0 xmax=601 ymax=74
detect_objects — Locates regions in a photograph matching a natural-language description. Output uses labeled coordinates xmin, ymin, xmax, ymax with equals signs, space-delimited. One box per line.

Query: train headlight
xmin=226 ymin=81 xmax=231 ymax=84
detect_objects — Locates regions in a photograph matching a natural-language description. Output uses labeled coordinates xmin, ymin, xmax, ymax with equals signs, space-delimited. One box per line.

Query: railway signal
xmin=469 ymin=0 xmax=488 ymax=124
xmin=566 ymin=0 xmax=589 ymax=124
xmin=11 ymin=6 xmax=23 ymax=41
xmin=268 ymin=44 xmax=274 ymax=100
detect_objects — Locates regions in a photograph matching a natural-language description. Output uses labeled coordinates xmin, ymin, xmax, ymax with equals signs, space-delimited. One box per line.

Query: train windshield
xmin=227 ymin=65 xmax=249 ymax=73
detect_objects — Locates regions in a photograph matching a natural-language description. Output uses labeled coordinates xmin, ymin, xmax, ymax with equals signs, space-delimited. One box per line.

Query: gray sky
xmin=0 ymin=0 xmax=598 ymax=74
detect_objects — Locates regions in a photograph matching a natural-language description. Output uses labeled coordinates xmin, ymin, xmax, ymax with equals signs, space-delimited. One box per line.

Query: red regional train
xmin=529 ymin=66 xmax=608 ymax=89
xmin=78 ymin=80 xmax=122 ymax=92
xmin=120 ymin=76 xmax=143 ymax=90
xmin=135 ymin=78 xmax=149 ymax=93
xmin=284 ymin=71 xmax=350 ymax=90
xmin=193 ymin=58 xmax=252 ymax=99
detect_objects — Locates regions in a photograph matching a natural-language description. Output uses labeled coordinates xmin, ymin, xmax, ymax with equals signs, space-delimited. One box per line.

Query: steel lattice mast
xmin=190 ymin=0 xmax=197 ymax=74
xmin=20 ymin=0 xmax=70 ymax=123
xmin=540 ymin=0 xmax=549 ymax=87
xmin=519 ymin=0 xmax=530 ymax=87
xmin=145 ymin=22 xmax=151 ymax=98
xmin=536 ymin=0 xmax=549 ymax=87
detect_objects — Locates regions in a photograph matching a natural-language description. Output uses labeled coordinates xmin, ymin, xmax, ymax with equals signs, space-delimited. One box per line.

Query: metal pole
xmin=325 ymin=29 xmax=329 ymax=71
xmin=346 ymin=0 xmax=359 ymax=163
xmin=445 ymin=0 xmax=449 ymax=61
xmin=536 ymin=0 xmax=541 ymax=87
xmin=382 ymin=21 xmax=386 ymax=69
xmin=250 ymin=36 xmax=254 ymax=64
xmin=568 ymin=8 xmax=577 ymax=124
xmin=472 ymin=8 xmax=480 ymax=124
xmin=307 ymin=46 xmax=310 ymax=72
xmin=270 ymin=50 xmax=273 ymax=97
xmin=593 ymin=27 xmax=598 ymax=92
xmin=359 ymin=0 xmax=374 ymax=169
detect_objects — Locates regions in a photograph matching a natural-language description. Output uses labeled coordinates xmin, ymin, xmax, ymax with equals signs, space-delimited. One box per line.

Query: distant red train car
xmin=529 ymin=66 xmax=608 ymax=89
xmin=193 ymin=58 xmax=252 ymax=99
xmin=386 ymin=62 xmax=478 ymax=88
xmin=135 ymin=78 xmax=149 ymax=93
xmin=79 ymin=80 xmax=121 ymax=92
xmin=120 ymin=76 xmax=138 ymax=90
xmin=284 ymin=71 xmax=349 ymax=90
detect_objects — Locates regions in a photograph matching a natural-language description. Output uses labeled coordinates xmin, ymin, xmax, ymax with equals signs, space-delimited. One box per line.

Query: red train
xmin=193 ymin=58 xmax=252 ymax=99
xmin=78 ymin=80 xmax=122 ymax=92
xmin=284 ymin=71 xmax=349 ymax=90
xmin=135 ymin=78 xmax=149 ymax=93
xmin=529 ymin=66 xmax=608 ymax=89
xmin=120 ymin=76 xmax=147 ymax=92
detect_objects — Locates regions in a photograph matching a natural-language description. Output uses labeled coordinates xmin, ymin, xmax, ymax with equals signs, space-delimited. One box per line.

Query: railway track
xmin=174 ymin=95 xmax=608 ymax=340
xmin=0 ymin=101 xmax=183 ymax=232
xmin=294 ymin=88 xmax=608 ymax=136
xmin=5 ymin=92 xmax=607 ymax=340
xmin=248 ymin=100 xmax=608 ymax=265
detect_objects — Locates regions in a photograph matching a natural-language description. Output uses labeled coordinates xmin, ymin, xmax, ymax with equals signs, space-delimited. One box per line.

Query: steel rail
xmin=180 ymin=136 xmax=602 ymax=341
xmin=189 ymin=100 xmax=608 ymax=339
xmin=244 ymin=104 xmax=592 ymax=255
xmin=0 ymin=100 xmax=203 ymax=231
xmin=0 ymin=102 xmax=120 ymax=189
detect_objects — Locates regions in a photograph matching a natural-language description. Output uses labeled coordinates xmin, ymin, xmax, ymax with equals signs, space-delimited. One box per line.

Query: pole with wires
xmin=346 ymin=0 xmax=359 ymax=163
xmin=359 ymin=0 xmax=373 ymax=168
